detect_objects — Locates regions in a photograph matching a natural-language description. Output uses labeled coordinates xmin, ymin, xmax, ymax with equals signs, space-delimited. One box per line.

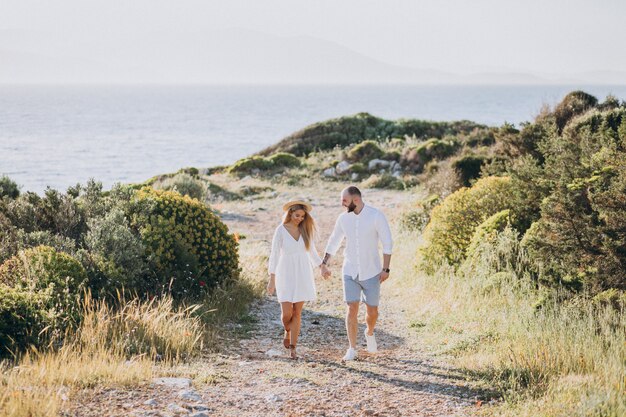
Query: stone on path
xmin=177 ymin=389 xmax=202 ymax=402
xmin=143 ymin=398 xmax=158 ymax=406
xmin=265 ymin=393 xmax=283 ymax=403
xmin=167 ymin=402 xmax=188 ymax=414
xmin=264 ymin=348 xmax=283 ymax=357
xmin=152 ymin=377 xmax=192 ymax=389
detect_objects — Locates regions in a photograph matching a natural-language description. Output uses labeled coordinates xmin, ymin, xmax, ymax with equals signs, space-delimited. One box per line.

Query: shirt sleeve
xmin=268 ymin=226 xmax=282 ymax=274
xmin=307 ymin=238 xmax=323 ymax=268
xmin=324 ymin=216 xmax=345 ymax=256
xmin=376 ymin=210 xmax=393 ymax=255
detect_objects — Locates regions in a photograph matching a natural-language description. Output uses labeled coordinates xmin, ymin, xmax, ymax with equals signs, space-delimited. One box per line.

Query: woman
xmin=267 ymin=200 xmax=324 ymax=359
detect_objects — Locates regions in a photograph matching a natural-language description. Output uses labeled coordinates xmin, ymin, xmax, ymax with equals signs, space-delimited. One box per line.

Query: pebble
xmin=265 ymin=394 xmax=283 ymax=403
xmin=152 ymin=377 xmax=192 ymax=389
xmin=177 ymin=389 xmax=202 ymax=402
xmin=167 ymin=403 xmax=188 ymax=414
xmin=264 ymin=348 xmax=283 ymax=357
xmin=143 ymin=399 xmax=158 ymax=406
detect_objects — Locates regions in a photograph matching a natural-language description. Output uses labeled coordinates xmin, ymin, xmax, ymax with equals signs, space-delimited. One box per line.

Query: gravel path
xmin=67 ymin=184 xmax=490 ymax=417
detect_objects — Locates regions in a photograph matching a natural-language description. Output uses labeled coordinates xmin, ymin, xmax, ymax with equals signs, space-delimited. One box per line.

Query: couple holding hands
xmin=267 ymin=186 xmax=393 ymax=360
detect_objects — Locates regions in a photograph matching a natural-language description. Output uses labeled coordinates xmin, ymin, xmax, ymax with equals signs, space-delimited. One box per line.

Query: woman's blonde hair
xmin=283 ymin=204 xmax=316 ymax=250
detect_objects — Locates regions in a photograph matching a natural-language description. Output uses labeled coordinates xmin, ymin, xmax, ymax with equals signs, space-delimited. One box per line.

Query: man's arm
xmin=322 ymin=217 xmax=345 ymax=275
xmin=376 ymin=211 xmax=393 ymax=282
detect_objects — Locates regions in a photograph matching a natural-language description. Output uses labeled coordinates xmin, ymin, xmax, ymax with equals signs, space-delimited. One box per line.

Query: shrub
xmin=451 ymin=154 xmax=488 ymax=186
xmin=401 ymin=138 xmax=458 ymax=173
xmin=362 ymin=173 xmax=404 ymax=190
xmin=0 ymin=285 xmax=52 ymax=357
xmin=267 ymin=152 xmax=301 ymax=168
xmin=552 ymin=90 xmax=598 ymax=133
xmin=399 ymin=194 xmax=440 ymax=233
xmin=227 ymin=156 xmax=274 ymax=174
xmin=129 ymin=188 xmax=239 ymax=300
xmin=420 ymin=176 xmax=515 ymax=272
xmin=383 ymin=150 xmax=401 ymax=161
xmin=154 ymin=173 xmax=207 ymax=200
xmin=0 ymin=175 xmax=20 ymax=199
xmin=466 ymin=209 xmax=513 ymax=258
xmin=81 ymin=208 xmax=148 ymax=297
xmin=347 ymin=140 xmax=385 ymax=162
xmin=0 ymin=246 xmax=87 ymax=332
xmin=348 ymin=162 xmax=368 ymax=174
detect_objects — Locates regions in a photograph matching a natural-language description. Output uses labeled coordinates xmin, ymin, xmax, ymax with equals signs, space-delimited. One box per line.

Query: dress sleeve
xmin=376 ymin=211 xmax=393 ymax=255
xmin=268 ymin=226 xmax=282 ymax=274
xmin=307 ymin=238 xmax=323 ymax=268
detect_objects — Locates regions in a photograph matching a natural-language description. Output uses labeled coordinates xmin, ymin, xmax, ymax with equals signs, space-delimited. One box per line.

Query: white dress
xmin=268 ymin=224 xmax=322 ymax=303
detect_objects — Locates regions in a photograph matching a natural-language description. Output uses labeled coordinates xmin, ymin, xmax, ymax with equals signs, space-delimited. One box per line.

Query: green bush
xmin=155 ymin=173 xmax=207 ymax=200
xmin=0 ymin=246 xmax=87 ymax=331
xmin=399 ymin=195 xmax=440 ymax=233
xmin=0 ymin=175 xmax=20 ymax=199
xmin=0 ymin=285 xmax=52 ymax=357
xmin=267 ymin=152 xmax=301 ymax=168
xmin=420 ymin=176 xmax=515 ymax=272
xmin=383 ymin=150 xmax=401 ymax=161
xmin=362 ymin=173 xmax=404 ymax=190
xmin=348 ymin=162 xmax=368 ymax=174
xmin=81 ymin=208 xmax=148 ymax=297
xmin=347 ymin=140 xmax=385 ymax=162
xmin=466 ymin=209 xmax=513 ymax=258
xmin=227 ymin=156 xmax=274 ymax=174
xmin=401 ymin=138 xmax=458 ymax=173
xmin=552 ymin=90 xmax=598 ymax=133
xmin=129 ymin=188 xmax=240 ymax=300
xmin=452 ymin=154 xmax=488 ymax=186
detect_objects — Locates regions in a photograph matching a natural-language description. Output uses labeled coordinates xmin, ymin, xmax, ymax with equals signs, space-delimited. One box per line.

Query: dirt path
xmin=68 ymin=183 xmax=489 ymax=417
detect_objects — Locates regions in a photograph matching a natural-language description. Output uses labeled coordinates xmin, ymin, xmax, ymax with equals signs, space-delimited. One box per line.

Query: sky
xmin=1 ymin=0 xmax=625 ymax=83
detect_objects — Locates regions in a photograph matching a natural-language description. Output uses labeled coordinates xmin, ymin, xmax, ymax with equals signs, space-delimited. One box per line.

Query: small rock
xmin=189 ymin=413 xmax=210 ymax=417
xmin=265 ymin=393 xmax=283 ymax=403
xmin=335 ymin=161 xmax=351 ymax=174
xmin=368 ymin=159 xmax=390 ymax=170
xmin=392 ymin=171 xmax=402 ymax=178
xmin=167 ymin=403 xmax=188 ymax=414
xmin=322 ymin=167 xmax=336 ymax=177
xmin=190 ymin=404 xmax=210 ymax=412
xmin=265 ymin=348 xmax=283 ymax=357
xmin=152 ymin=377 xmax=192 ymax=389
xmin=351 ymin=173 xmax=359 ymax=181
xmin=178 ymin=389 xmax=202 ymax=402
xmin=144 ymin=398 xmax=158 ymax=406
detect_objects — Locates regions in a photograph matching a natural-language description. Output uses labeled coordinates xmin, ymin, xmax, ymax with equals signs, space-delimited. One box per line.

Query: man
xmin=322 ymin=186 xmax=393 ymax=361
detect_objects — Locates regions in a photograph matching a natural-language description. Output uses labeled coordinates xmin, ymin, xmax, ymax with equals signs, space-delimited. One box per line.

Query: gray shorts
xmin=343 ymin=274 xmax=381 ymax=306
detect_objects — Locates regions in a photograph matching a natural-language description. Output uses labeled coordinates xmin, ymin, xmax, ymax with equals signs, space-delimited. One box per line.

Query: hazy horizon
xmin=1 ymin=1 xmax=625 ymax=85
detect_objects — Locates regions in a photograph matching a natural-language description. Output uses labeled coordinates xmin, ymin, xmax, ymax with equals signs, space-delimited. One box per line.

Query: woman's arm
xmin=267 ymin=226 xmax=282 ymax=294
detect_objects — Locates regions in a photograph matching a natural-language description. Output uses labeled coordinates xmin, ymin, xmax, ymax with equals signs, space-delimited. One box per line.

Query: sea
xmin=1 ymin=84 xmax=625 ymax=193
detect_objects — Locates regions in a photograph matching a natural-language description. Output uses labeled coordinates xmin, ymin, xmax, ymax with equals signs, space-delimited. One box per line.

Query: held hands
xmin=379 ymin=270 xmax=390 ymax=283
xmin=320 ymin=264 xmax=331 ymax=280
xmin=267 ymin=274 xmax=276 ymax=295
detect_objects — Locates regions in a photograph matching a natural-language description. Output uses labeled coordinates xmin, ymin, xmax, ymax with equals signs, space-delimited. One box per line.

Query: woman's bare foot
xmin=289 ymin=344 xmax=297 ymax=360
xmin=283 ymin=329 xmax=291 ymax=348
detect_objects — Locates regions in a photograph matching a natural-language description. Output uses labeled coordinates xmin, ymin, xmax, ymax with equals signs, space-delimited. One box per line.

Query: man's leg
xmin=365 ymin=304 xmax=378 ymax=336
xmin=346 ymin=301 xmax=360 ymax=348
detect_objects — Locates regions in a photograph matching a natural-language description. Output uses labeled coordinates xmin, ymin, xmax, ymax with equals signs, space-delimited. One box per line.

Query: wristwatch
xmin=382 ymin=268 xmax=390 ymax=273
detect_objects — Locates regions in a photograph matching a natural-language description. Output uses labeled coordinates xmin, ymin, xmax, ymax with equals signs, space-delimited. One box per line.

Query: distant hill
xmin=1 ymin=28 xmax=623 ymax=84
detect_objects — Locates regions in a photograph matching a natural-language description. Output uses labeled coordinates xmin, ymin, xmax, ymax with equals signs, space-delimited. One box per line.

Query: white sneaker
xmin=342 ymin=347 xmax=357 ymax=361
xmin=364 ymin=329 xmax=378 ymax=353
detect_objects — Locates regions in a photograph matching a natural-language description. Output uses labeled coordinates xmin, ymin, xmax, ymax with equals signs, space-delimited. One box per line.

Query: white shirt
xmin=324 ymin=204 xmax=393 ymax=281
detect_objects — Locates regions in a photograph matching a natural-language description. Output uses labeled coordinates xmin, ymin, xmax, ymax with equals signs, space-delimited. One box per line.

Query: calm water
xmin=1 ymin=84 xmax=625 ymax=193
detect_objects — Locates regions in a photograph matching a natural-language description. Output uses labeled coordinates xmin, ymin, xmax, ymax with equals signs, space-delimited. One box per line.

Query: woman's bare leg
xmin=280 ymin=302 xmax=294 ymax=347
xmin=290 ymin=302 xmax=305 ymax=346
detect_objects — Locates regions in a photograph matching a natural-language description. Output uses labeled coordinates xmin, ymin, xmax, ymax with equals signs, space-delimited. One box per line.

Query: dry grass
xmin=393 ymin=216 xmax=626 ymax=416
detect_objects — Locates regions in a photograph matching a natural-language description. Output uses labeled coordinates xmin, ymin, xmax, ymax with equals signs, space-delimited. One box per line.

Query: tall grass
xmin=1 ymin=291 xmax=207 ymax=416
xmin=394 ymin=225 xmax=626 ymax=416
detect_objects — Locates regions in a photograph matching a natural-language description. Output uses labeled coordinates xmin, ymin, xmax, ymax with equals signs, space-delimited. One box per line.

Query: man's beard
xmin=347 ymin=202 xmax=357 ymax=212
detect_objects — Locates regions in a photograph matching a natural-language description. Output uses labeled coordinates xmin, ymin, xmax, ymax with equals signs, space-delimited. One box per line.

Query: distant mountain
xmin=0 ymin=28 xmax=623 ymax=84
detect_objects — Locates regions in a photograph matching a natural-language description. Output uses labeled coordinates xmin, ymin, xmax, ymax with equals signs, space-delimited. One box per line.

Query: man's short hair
xmin=345 ymin=186 xmax=362 ymax=197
